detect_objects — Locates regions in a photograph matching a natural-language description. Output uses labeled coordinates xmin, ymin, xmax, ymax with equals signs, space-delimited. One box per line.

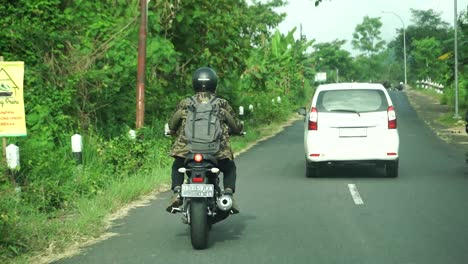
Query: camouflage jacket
xmin=168 ymin=92 xmax=244 ymax=160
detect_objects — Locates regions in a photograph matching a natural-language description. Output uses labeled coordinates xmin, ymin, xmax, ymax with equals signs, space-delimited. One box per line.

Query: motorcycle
xmin=165 ymin=124 xmax=243 ymax=249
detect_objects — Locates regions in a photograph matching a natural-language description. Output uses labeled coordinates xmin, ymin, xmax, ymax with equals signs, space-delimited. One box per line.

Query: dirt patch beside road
xmin=405 ymin=87 xmax=468 ymax=152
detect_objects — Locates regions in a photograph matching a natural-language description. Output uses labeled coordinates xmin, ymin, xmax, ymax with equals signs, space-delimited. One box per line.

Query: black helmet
xmin=192 ymin=67 xmax=218 ymax=93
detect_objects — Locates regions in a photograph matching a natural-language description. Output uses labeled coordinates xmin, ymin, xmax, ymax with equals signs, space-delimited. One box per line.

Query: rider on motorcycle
xmin=166 ymin=67 xmax=244 ymax=214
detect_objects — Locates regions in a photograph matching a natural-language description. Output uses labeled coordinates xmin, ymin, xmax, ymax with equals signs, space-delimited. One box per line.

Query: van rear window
xmin=316 ymin=89 xmax=388 ymax=113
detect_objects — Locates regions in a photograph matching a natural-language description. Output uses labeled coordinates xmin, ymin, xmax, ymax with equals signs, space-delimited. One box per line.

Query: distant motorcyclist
xmin=397 ymin=82 xmax=404 ymax=91
xmin=166 ymin=67 xmax=244 ymax=213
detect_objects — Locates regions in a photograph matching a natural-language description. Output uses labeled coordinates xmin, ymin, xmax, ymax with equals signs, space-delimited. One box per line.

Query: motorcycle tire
xmin=190 ymin=198 xmax=209 ymax=249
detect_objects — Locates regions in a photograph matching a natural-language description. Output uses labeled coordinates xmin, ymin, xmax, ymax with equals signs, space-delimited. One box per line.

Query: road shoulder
xmin=405 ymin=87 xmax=468 ymax=152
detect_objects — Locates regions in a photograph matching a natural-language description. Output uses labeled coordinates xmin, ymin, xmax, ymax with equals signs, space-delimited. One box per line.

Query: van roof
xmin=317 ymin=83 xmax=386 ymax=91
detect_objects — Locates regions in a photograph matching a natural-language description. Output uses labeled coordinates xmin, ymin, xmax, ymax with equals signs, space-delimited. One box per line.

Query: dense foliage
xmin=352 ymin=16 xmax=386 ymax=56
xmin=0 ymin=0 xmax=314 ymax=260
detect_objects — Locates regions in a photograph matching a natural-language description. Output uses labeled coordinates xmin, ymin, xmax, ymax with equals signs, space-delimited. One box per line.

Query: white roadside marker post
xmin=6 ymin=144 xmax=19 ymax=186
xmin=71 ymin=134 xmax=83 ymax=165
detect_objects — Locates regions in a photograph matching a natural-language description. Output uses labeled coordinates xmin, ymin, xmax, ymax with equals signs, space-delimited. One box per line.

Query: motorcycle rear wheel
xmin=190 ymin=198 xmax=209 ymax=249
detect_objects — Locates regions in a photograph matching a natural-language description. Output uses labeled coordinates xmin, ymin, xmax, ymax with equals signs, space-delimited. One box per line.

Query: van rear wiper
xmin=329 ymin=109 xmax=361 ymax=117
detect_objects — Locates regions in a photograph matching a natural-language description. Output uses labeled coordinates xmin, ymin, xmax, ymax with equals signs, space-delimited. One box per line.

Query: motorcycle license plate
xmin=181 ymin=184 xmax=214 ymax=197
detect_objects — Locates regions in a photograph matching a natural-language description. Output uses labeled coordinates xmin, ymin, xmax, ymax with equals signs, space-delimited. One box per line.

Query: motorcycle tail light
xmin=192 ymin=177 xmax=204 ymax=183
xmin=194 ymin=153 xmax=203 ymax=163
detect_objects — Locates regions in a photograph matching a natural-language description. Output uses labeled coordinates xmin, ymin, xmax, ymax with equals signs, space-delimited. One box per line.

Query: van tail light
xmin=308 ymin=107 xmax=318 ymax=130
xmin=387 ymin=106 xmax=397 ymax=129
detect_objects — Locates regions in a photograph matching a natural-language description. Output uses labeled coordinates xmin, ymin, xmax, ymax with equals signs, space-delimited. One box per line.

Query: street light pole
xmin=402 ymin=22 xmax=407 ymax=86
xmin=382 ymin=11 xmax=407 ymax=85
xmin=453 ymin=0 xmax=460 ymax=119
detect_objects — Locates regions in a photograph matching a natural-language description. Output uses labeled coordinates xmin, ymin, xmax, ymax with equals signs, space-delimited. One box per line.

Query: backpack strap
xmin=207 ymin=97 xmax=219 ymax=135
xmin=188 ymin=96 xmax=197 ymax=138
xmin=208 ymin=96 xmax=218 ymax=104
xmin=188 ymin=95 xmax=197 ymax=106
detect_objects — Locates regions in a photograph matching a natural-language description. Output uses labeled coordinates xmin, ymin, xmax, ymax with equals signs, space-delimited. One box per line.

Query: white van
xmin=301 ymin=83 xmax=400 ymax=177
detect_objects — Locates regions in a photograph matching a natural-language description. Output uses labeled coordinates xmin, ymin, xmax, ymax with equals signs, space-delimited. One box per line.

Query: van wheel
xmin=306 ymin=163 xmax=320 ymax=178
xmin=386 ymin=161 xmax=399 ymax=178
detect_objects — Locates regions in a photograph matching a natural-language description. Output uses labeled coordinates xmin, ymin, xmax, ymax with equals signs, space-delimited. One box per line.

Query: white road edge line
xmin=348 ymin=184 xmax=364 ymax=205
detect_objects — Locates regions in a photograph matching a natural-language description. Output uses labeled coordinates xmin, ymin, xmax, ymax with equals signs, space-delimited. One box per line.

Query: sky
xmin=271 ymin=0 xmax=468 ymax=55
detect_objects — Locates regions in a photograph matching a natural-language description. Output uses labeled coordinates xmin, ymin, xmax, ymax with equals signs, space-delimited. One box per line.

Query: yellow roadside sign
xmin=438 ymin=52 xmax=452 ymax=60
xmin=0 ymin=61 xmax=27 ymax=136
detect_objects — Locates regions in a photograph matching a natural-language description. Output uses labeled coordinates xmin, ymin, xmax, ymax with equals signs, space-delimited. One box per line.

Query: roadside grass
xmin=413 ymin=87 xmax=443 ymax=101
xmin=11 ymin=167 xmax=171 ymax=264
xmin=11 ymin=111 xmax=304 ymax=264
xmin=437 ymin=112 xmax=465 ymax=127
xmin=412 ymin=86 xmax=465 ymax=128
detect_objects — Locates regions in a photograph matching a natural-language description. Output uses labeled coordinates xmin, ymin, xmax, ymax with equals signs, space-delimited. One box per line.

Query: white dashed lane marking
xmin=348 ymin=184 xmax=364 ymax=205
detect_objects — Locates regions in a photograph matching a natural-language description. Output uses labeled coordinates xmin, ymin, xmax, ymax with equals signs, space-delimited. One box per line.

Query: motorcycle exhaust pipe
xmin=217 ymin=195 xmax=233 ymax=211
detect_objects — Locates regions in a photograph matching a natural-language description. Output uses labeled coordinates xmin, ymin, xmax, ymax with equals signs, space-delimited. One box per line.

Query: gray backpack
xmin=184 ymin=96 xmax=222 ymax=154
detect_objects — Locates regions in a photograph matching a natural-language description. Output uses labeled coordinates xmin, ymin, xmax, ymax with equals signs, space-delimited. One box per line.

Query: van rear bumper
xmin=306 ymin=158 xmax=398 ymax=167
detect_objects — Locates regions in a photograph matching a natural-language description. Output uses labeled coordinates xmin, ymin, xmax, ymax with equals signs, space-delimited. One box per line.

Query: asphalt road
xmin=55 ymin=91 xmax=468 ymax=264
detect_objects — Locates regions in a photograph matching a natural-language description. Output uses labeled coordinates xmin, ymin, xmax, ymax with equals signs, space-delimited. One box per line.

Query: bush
xmin=97 ymin=127 xmax=173 ymax=177
xmin=0 ymin=187 xmax=30 ymax=260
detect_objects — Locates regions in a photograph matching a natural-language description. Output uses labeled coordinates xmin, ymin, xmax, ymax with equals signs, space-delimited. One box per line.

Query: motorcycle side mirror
xmin=297 ymin=107 xmax=307 ymax=116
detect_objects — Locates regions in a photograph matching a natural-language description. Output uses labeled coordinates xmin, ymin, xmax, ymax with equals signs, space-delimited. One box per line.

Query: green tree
xmin=378 ymin=48 xmax=405 ymax=85
xmin=411 ymin=37 xmax=447 ymax=81
xmin=458 ymin=8 xmax=468 ymax=108
xmin=459 ymin=9 xmax=468 ymax=71
xmin=167 ymin=0 xmax=285 ymax=77
xmin=388 ymin=9 xmax=452 ymax=82
xmin=312 ymin=0 xmax=324 ymax=6
xmin=153 ymin=0 xmax=287 ymax=115
xmin=235 ymin=28 xmax=313 ymax=124
xmin=409 ymin=8 xmax=451 ymax=37
xmin=310 ymin=40 xmax=354 ymax=82
xmin=352 ymin=16 xmax=386 ymax=56
xmin=352 ymin=51 xmax=400 ymax=85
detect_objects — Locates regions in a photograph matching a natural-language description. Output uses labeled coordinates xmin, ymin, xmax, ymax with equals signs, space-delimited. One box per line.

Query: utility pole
xmin=136 ymin=0 xmax=148 ymax=129
xmin=402 ymin=20 xmax=407 ymax=86
xmin=453 ymin=0 xmax=460 ymax=119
